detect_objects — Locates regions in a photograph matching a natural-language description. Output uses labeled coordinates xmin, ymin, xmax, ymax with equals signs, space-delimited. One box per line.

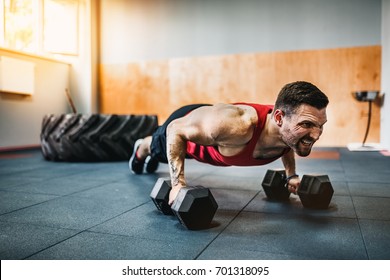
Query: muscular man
xmin=129 ymin=81 xmax=329 ymax=205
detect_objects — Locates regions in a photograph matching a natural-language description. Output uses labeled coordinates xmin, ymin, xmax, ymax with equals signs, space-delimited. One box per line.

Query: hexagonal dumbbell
xmin=150 ymin=178 xmax=174 ymax=215
xmin=150 ymin=178 xmax=218 ymax=230
xmin=298 ymin=174 xmax=334 ymax=209
xmin=171 ymin=186 xmax=218 ymax=230
xmin=261 ymin=169 xmax=290 ymax=200
xmin=261 ymin=169 xmax=334 ymax=209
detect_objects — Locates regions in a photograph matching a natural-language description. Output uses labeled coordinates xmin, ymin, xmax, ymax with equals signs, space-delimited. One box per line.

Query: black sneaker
xmin=129 ymin=139 xmax=144 ymax=174
xmin=145 ymin=156 xmax=159 ymax=173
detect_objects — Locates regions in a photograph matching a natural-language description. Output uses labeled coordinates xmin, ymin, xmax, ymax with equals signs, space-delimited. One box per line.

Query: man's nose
xmin=310 ymin=127 xmax=323 ymax=140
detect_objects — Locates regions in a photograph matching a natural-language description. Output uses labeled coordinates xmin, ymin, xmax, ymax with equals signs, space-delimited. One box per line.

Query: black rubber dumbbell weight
xmin=261 ymin=169 xmax=290 ymax=200
xmin=150 ymin=178 xmax=175 ymax=215
xmin=298 ymin=174 xmax=334 ymax=209
xmin=261 ymin=169 xmax=334 ymax=209
xmin=150 ymin=178 xmax=218 ymax=230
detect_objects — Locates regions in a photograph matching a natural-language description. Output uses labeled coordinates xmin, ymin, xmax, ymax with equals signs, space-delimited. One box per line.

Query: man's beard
xmin=288 ymin=136 xmax=315 ymax=157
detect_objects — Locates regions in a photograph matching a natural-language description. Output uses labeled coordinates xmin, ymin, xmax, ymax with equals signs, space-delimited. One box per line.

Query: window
xmin=0 ymin=0 xmax=79 ymax=56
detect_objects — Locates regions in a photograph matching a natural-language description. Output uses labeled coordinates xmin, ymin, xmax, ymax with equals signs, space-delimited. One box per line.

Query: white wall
xmin=0 ymin=0 xmax=97 ymax=149
xmin=0 ymin=50 xmax=70 ymax=148
xmin=60 ymin=0 xmax=99 ymax=114
xmin=100 ymin=0 xmax=382 ymax=64
xmin=381 ymin=0 xmax=390 ymax=150
xmin=0 ymin=0 xmax=386 ymax=149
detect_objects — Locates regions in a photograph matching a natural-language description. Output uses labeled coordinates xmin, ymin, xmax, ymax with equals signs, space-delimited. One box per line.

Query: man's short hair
xmin=274 ymin=81 xmax=329 ymax=116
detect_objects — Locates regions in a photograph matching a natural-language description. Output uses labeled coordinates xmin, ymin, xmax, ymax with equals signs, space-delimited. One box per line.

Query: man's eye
xmin=300 ymin=123 xmax=312 ymax=128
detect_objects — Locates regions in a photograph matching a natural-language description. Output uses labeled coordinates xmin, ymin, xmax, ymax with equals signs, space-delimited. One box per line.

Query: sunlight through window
xmin=1 ymin=0 xmax=79 ymax=56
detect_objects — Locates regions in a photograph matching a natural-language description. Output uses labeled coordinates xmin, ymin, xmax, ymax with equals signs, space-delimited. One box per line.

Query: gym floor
xmin=0 ymin=147 xmax=389 ymax=260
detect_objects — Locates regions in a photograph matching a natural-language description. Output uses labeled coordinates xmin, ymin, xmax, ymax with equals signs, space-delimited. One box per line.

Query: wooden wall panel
xmin=99 ymin=46 xmax=381 ymax=146
xmin=100 ymin=61 xmax=170 ymax=117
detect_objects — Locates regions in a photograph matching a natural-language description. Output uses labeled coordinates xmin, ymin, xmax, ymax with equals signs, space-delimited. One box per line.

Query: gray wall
xmin=381 ymin=0 xmax=390 ymax=150
xmin=100 ymin=0 xmax=387 ymax=148
xmin=100 ymin=0 xmax=382 ymax=63
xmin=1 ymin=0 xmax=384 ymax=149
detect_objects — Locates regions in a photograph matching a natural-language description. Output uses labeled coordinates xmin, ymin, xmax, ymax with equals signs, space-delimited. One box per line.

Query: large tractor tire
xmin=40 ymin=114 xmax=158 ymax=161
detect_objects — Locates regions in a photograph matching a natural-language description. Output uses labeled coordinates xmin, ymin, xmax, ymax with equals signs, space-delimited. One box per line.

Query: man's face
xmin=279 ymin=104 xmax=327 ymax=157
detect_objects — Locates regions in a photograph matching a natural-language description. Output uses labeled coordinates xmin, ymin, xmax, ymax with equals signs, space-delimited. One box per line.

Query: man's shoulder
xmin=233 ymin=102 xmax=273 ymax=110
xmin=198 ymin=103 xmax=271 ymax=124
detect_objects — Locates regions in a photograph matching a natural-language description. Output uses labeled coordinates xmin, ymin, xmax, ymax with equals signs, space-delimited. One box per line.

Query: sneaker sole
xmin=129 ymin=139 xmax=144 ymax=174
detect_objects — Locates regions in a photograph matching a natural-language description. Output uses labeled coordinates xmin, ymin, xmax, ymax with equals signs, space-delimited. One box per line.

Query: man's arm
xmin=165 ymin=104 xmax=254 ymax=204
xmin=165 ymin=106 xmax=218 ymax=204
xmin=281 ymin=149 xmax=300 ymax=194
xmin=166 ymin=119 xmax=189 ymax=203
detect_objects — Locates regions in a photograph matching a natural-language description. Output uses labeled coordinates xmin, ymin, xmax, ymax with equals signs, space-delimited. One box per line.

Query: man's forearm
xmin=166 ymin=123 xmax=187 ymax=188
xmin=167 ymin=142 xmax=186 ymax=187
xmin=281 ymin=149 xmax=297 ymax=177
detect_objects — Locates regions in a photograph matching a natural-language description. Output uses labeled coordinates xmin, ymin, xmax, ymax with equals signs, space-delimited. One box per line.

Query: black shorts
xmin=150 ymin=104 xmax=211 ymax=163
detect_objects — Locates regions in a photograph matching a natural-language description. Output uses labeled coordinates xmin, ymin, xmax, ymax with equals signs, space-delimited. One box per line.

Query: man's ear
xmin=273 ymin=109 xmax=284 ymax=127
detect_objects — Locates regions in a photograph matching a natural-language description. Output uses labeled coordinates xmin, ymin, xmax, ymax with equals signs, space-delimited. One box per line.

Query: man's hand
xmin=169 ymin=184 xmax=185 ymax=205
xmin=287 ymin=176 xmax=300 ymax=194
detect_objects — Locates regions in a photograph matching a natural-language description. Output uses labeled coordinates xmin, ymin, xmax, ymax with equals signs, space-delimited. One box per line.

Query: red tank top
xmin=186 ymin=103 xmax=288 ymax=166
